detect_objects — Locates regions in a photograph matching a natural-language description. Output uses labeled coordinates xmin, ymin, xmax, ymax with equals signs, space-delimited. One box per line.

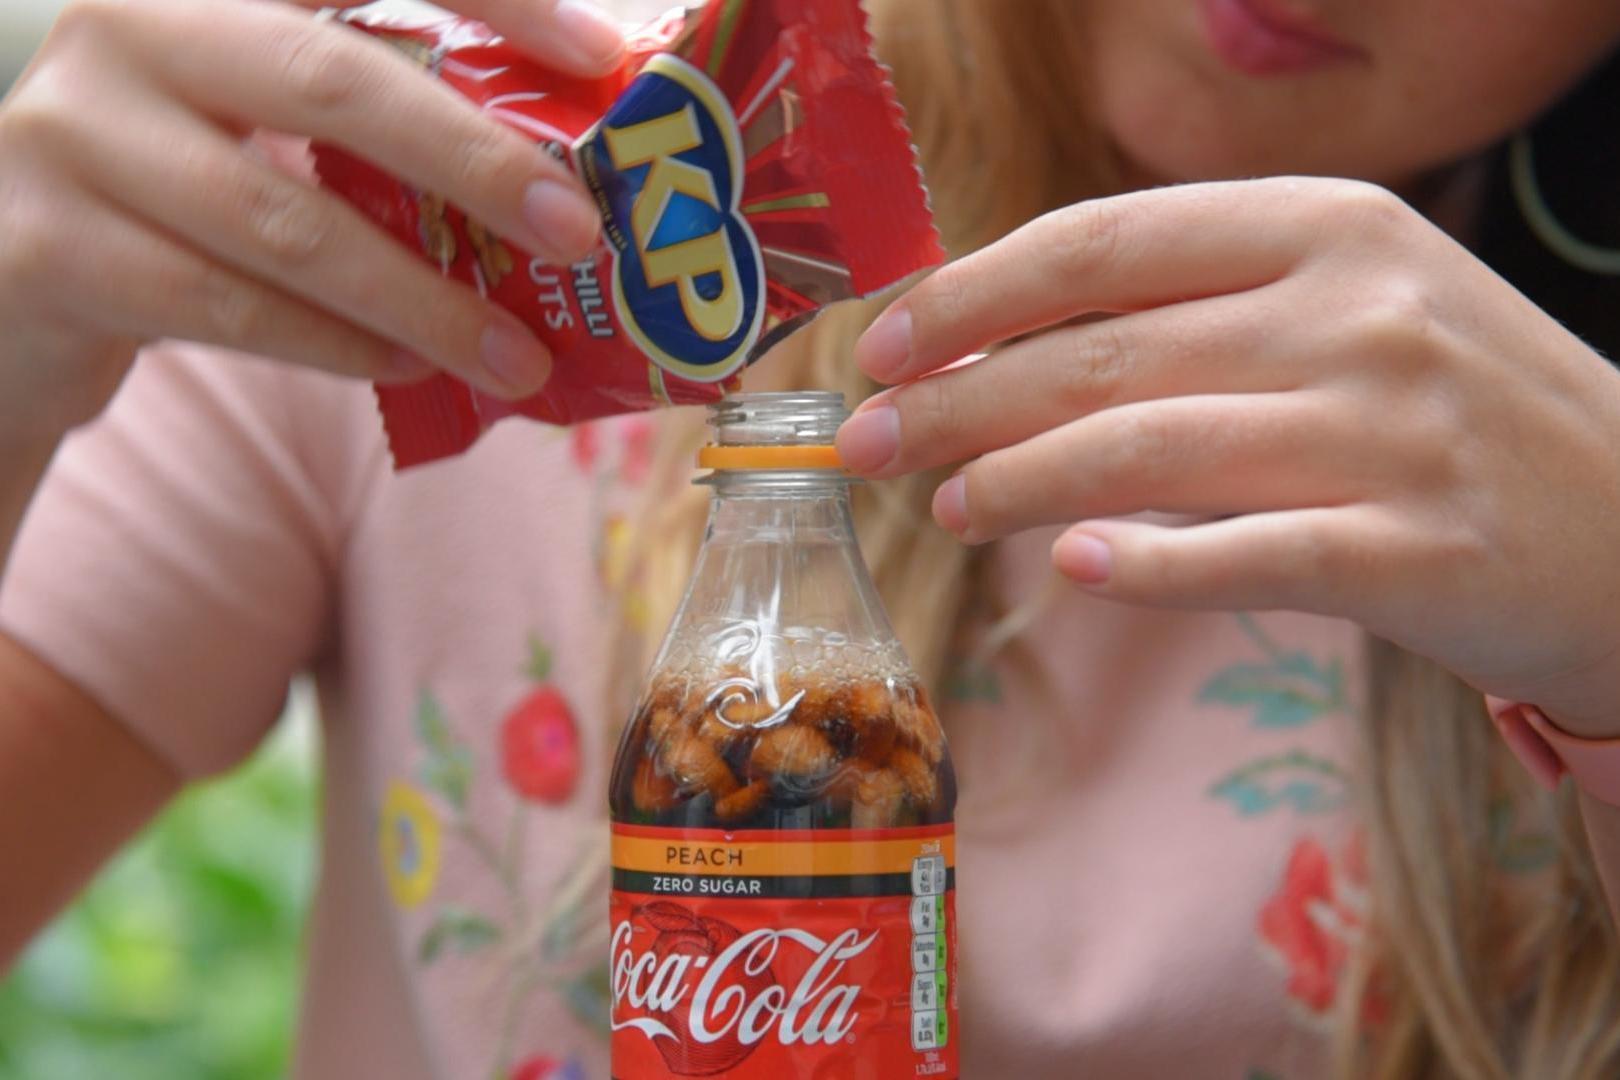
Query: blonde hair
xmin=612 ymin=2 xmax=1620 ymax=1076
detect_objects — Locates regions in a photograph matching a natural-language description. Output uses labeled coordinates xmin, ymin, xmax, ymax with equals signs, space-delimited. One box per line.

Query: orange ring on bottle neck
xmin=697 ymin=445 xmax=846 ymax=472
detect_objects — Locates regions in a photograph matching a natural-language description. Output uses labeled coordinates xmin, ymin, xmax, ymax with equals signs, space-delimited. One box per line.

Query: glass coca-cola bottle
xmin=608 ymin=393 xmax=958 ymax=1080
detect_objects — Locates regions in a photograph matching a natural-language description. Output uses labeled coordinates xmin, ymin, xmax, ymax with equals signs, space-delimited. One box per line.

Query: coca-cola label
xmin=610 ymin=824 xmax=958 ymax=1079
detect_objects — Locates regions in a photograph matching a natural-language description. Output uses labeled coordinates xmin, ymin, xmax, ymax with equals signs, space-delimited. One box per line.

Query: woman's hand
xmin=0 ymin=0 xmax=624 ymax=448
xmin=836 ymin=177 xmax=1620 ymax=737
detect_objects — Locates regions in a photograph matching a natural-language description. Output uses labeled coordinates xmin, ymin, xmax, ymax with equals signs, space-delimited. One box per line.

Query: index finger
xmin=124 ymin=0 xmax=602 ymax=262
xmin=291 ymin=0 xmax=625 ymax=78
xmin=854 ymin=177 xmax=1329 ymax=384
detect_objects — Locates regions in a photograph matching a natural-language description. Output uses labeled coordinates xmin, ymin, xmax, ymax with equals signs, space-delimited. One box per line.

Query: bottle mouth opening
xmin=707 ymin=392 xmax=848 ymax=446
xmin=701 ymin=392 xmax=849 ymax=474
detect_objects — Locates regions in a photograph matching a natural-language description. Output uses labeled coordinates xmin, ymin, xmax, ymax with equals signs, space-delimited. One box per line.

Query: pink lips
xmin=1196 ymin=0 xmax=1366 ymax=76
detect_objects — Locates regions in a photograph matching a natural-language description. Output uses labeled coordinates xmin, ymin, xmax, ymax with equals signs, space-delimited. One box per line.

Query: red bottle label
xmin=609 ymin=823 xmax=958 ymax=1079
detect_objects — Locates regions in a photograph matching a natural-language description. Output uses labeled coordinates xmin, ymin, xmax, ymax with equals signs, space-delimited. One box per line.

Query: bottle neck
xmin=703 ymin=467 xmax=853 ymax=500
xmin=701 ymin=470 xmax=855 ymax=548
xmin=655 ymin=469 xmax=898 ymax=670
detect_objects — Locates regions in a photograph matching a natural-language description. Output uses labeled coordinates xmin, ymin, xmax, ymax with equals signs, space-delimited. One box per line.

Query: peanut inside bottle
xmin=608 ymin=394 xmax=956 ymax=832
xmin=607 ymin=393 xmax=959 ymax=1080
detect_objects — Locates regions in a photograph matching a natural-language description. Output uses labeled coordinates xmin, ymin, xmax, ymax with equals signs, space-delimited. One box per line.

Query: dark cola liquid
xmin=609 ymin=673 xmax=957 ymax=831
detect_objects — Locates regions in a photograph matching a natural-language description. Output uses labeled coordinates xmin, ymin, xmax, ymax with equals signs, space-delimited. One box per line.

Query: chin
xmin=1082 ymin=15 xmax=1387 ymax=185
xmin=1093 ymin=71 xmax=1274 ymax=183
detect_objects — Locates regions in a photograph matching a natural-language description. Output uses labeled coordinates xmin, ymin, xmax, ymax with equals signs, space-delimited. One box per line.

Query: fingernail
xmin=856 ymin=306 xmax=912 ymax=381
xmin=1053 ymin=531 xmax=1113 ymax=586
xmin=554 ymin=0 xmax=626 ymax=68
xmin=383 ymin=349 xmax=437 ymax=383
xmin=480 ymin=320 xmax=551 ymax=397
xmin=836 ymin=405 xmax=901 ymax=474
xmin=523 ymin=179 xmax=601 ymax=263
xmin=933 ymin=474 xmax=968 ymax=536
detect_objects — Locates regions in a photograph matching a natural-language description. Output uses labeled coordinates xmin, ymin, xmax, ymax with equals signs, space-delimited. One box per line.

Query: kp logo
xmin=580 ymin=56 xmax=765 ymax=382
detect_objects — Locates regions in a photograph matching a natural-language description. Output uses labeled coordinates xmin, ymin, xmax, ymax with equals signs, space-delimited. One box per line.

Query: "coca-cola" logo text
xmin=611 ymin=911 xmax=879 ymax=1055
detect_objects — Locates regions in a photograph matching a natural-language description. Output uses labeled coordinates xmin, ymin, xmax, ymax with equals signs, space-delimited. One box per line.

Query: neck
xmin=1395 ymin=157 xmax=1489 ymax=242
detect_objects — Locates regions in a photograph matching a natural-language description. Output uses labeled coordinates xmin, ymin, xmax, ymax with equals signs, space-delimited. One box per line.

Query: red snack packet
xmin=314 ymin=1 xmax=944 ymax=468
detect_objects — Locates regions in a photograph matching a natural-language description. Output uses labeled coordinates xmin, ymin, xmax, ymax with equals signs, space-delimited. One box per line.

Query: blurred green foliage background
xmin=0 ymin=701 xmax=317 ymax=1080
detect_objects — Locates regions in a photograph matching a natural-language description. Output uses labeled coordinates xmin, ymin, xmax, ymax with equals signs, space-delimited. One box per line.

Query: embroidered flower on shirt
xmin=1258 ymin=833 xmax=1386 ymax=1027
xmin=380 ymin=780 xmax=444 ymax=909
xmin=941 ymin=655 xmax=1004 ymax=706
xmin=500 ymin=637 xmax=582 ymax=804
xmin=572 ymin=415 xmax=658 ymax=488
xmin=1487 ymin=794 xmax=1558 ymax=875
xmin=1199 ymin=617 xmax=1348 ymax=729
xmin=570 ymin=422 xmax=603 ymax=472
xmin=390 ymin=634 xmax=611 ymax=1076
xmin=597 ymin=514 xmax=651 ymax=632
xmin=1204 ymin=614 xmax=1353 ymax=818
xmin=619 ymin=415 xmax=656 ymax=487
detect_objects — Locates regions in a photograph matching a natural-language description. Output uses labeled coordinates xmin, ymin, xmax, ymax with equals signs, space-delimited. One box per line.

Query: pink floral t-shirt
xmin=2 ymin=346 xmax=1379 ymax=1079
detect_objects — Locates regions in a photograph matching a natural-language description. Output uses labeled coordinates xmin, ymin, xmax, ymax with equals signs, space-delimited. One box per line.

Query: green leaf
xmin=1198 ymin=663 xmax=1334 ymax=728
xmin=414 ymin=691 xmax=454 ymax=755
xmin=540 ymin=890 xmax=594 ymax=963
xmin=1209 ymin=751 xmax=1349 ymax=818
xmin=1488 ymin=797 xmax=1513 ymax=839
xmin=418 ymin=746 xmax=473 ymax=811
xmin=1253 ymin=694 xmax=1326 ymax=729
xmin=1495 ymin=835 xmax=1558 ymax=875
xmin=941 ymin=661 xmax=1003 ymax=705
xmin=1487 ymin=796 xmax=1558 ymax=875
xmin=418 ymin=908 xmax=502 ymax=966
xmin=1323 ymin=656 xmax=1346 ymax=699
xmin=525 ymin=634 xmax=553 ymax=682
xmin=1276 ymin=650 xmax=1320 ymax=676
xmin=1200 ymin=663 xmax=1283 ymax=699
xmin=413 ymin=690 xmax=473 ymax=809
xmin=561 ymin=965 xmax=613 ymax=1034
xmin=1275 ymin=651 xmax=1346 ymax=700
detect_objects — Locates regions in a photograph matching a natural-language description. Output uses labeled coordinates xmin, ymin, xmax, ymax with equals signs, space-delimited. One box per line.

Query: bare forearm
xmin=0 ymin=633 xmax=180 ymax=969
xmin=0 ymin=432 xmax=57 ymax=584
